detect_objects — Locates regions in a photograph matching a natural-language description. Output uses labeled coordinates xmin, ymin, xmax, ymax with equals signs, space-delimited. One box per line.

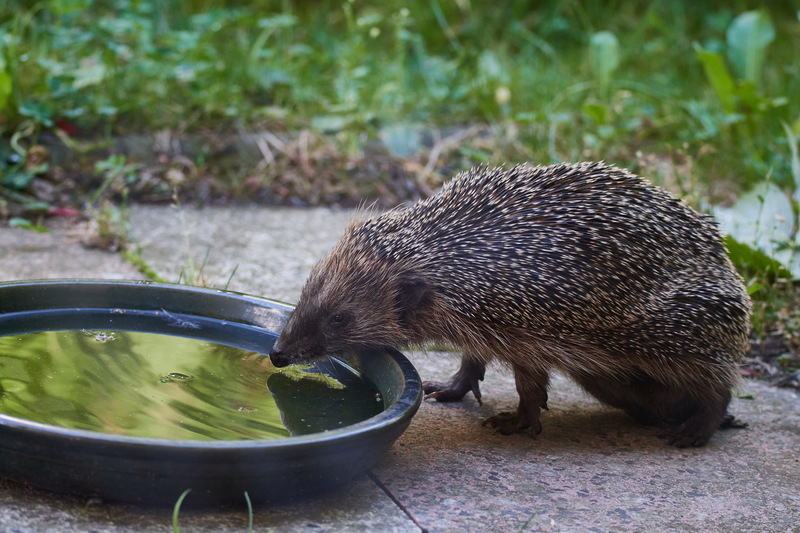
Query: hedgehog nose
xmin=269 ymin=346 xmax=289 ymax=368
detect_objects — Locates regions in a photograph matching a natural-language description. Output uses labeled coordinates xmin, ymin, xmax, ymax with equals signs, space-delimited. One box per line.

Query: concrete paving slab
xmin=129 ymin=205 xmax=353 ymax=303
xmin=0 ymin=218 xmax=144 ymax=282
xmin=389 ymin=353 xmax=800 ymax=533
xmin=1 ymin=205 xmax=799 ymax=533
xmin=0 ymin=474 xmax=415 ymax=532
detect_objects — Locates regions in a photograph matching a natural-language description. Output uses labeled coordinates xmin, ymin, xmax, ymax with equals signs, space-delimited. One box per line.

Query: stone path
xmin=0 ymin=206 xmax=798 ymax=532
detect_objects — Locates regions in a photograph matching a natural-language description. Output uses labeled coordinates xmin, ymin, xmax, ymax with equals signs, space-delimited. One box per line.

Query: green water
xmin=0 ymin=328 xmax=383 ymax=441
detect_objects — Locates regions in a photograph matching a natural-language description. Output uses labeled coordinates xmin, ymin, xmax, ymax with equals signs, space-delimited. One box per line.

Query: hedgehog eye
xmin=329 ymin=313 xmax=350 ymax=328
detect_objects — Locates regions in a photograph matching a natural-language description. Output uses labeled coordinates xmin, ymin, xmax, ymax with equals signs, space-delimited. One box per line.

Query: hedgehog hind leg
xmin=423 ymin=355 xmax=486 ymax=404
xmin=483 ymin=365 xmax=549 ymax=437
xmin=573 ymin=375 xmax=747 ymax=448
xmin=571 ymin=372 xmax=662 ymax=426
xmin=659 ymin=389 xmax=740 ymax=447
xmin=572 ymin=372 xmax=736 ymax=446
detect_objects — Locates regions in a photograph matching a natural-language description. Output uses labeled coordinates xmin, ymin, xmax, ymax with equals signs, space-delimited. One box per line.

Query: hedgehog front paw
xmin=423 ymin=378 xmax=482 ymax=405
xmin=423 ymin=357 xmax=485 ymax=405
xmin=482 ymin=411 xmax=543 ymax=437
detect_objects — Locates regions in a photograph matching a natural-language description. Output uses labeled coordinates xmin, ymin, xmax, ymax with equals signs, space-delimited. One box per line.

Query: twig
xmin=255 ymin=135 xmax=275 ymax=171
xmin=299 ymin=129 xmax=315 ymax=177
xmin=366 ymin=470 xmax=428 ymax=533
xmin=262 ymin=131 xmax=290 ymax=156
xmin=424 ymin=125 xmax=482 ymax=174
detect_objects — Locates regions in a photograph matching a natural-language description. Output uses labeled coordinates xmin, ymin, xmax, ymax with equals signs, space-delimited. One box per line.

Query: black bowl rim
xmin=0 ymin=279 xmax=422 ymax=452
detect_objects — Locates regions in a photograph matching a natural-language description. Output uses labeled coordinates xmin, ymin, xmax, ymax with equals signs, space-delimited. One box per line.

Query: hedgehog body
xmin=269 ymin=163 xmax=751 ymax=447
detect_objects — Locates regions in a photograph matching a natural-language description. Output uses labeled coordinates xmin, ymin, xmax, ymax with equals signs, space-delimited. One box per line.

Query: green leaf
xmin=714 ymin=182 xmax=794 ymax=257
xmin=589 ymin=31 xmax=620 ymax=97
xmin=746 ymin=282 xmax=762 ymax=296
xmin=271 ymin=363 xmax=344 ymax=389
xmin=726 ymin=10 xmax=775 ymax=85
xmin=97 ymin=106 xmax=118 ymax=116
xmin=49 ymin=0 xmax=93 ymax=16
xmin=356 ymin=14 xmax=383 ymax=26
xmin=257 ymin=14 xmax=298 ymax=28
xmin=477 ymin=50 xmax=506 ymax=82
xmin=2 ymin=170 xmax=34 ymax=190
xmin=9 ymin=217 xmax=49 ymax=233
xmin=723 ymin=235 xmax=790 ymax=279
xmin=18 ymin=103 xmax=54 ymax=127
xmin=311 ymin=115 xmax=349 ymax=133
xmin=582 ymin=102 xmax=607 ymax=125
xmin=694 ymin=44 xmax=735 ymax=113
xmin=9 ymin=217 xmax=32 ymax=229
xmin=72 ymin=60 xmax=106 ymax=89
xmin=380 ymin=124 xmax=420 ymax=158
xmin=735 ymin=80 xmax=763 ymax=110
xmin=783 ymin=121 xmax=800 ymax=193
xmin=0 ymin=70 xmax=11 ymax=113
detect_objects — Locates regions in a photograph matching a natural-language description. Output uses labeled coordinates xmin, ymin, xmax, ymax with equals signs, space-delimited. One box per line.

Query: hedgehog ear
xmin=397 ymin=276 xmax=430 ymax=313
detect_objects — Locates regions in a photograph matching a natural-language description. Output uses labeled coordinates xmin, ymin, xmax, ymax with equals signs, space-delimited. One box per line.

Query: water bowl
xmin=0 ymin=280 xmax=422 ymax=504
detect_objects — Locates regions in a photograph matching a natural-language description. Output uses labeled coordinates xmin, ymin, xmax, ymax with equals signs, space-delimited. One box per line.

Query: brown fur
xmin=270 ymin=163 xmax=751 ymax=447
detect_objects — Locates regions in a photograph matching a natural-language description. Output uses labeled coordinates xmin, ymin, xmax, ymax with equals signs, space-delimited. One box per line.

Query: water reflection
xmin=0 ymin=327 xmax=382 ymax=440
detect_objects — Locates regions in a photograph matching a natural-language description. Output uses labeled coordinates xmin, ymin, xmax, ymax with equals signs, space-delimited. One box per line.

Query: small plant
xmin=82 ymin=199 xmax=130 ymax=252
xmin=90 ymin=155 xmax=140 ymax=203
xmin=172 ymin=488 xmax=191 ymax=533
xmin=693 ymin=10 xmax=791 ymax=185
xmin=244 ymin=491 xmax=253 ymax=532
xmin=589 ymin=31 xmax=620 ymax=101
xmin=8 ymin=216 xmax=48 ymax=233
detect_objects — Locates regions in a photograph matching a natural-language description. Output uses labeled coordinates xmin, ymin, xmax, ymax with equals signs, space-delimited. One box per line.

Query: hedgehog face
xmin=269 ymin=250 xmax=427 ymax=367
xmin=268 ymin=277 xmax=364 ymax=367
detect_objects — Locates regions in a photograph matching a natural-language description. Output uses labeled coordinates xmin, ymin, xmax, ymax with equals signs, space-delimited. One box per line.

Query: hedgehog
xmin=269 ymin=163 xmax=751 ymax=447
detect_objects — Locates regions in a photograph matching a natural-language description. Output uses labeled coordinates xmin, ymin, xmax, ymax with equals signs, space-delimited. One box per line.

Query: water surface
xmin=0 ymin=311 xmax=383 ymax=440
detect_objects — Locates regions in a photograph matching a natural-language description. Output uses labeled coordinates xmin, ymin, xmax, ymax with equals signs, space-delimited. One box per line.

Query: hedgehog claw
xmin=422 ymin=379 xmax=482 ymax=403
xmin=472 ymin=381 xmax=483 ymax=406
xmin=719 ymin=412 xmax=748 ymax=429
xmin=423 ymin=389 xmax=440 ymax=401
xmin=658 ymin=407 xmax=748 ymax=447
xmin=422 ymin=357 xmax=486 ymax=404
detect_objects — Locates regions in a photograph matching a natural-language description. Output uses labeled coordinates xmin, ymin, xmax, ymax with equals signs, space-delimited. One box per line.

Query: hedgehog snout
xmin=268 ymin=344 xmax=291 ymax=367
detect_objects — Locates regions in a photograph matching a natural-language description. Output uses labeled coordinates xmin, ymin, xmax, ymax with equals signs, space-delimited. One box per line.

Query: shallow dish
xmin=0 ymin=280 xmax=422 ymax=504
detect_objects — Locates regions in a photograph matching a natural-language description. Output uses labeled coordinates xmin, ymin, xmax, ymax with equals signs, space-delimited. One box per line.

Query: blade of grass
xmin=224 ymin=264 xmax=239 ymax=291
xmin=782 ymin=121 xmax=800 ymax=188
xmin=428 ymin=0 xmax=462 ymax=53
xmin=120 ymin=250 xmax=167 ymax=283
xmin=244 ymin=491 xmax=253 ymax=532
xmin=172 ymin=488 xmax=191 ymax=533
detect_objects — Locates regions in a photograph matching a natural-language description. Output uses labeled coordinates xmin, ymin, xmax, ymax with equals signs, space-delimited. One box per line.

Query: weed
xmin=119 ymin=248 xmax=166 ymax=283
xmin=1 ymin=1 xmax=800 ymax=340
xmin=172 ymin=191 xmax=210 ymax=287
xmin=82 ymin=193 xmax=131 ymax=252
xmin=172 ymin=488 xmax=191 ymax=533
xmin=244 ymin=491 xmax=253 ymax=532
xmin=0 ymin=2 xmax=795 ymax=193
xmin=8 ymin=215 xmax=47 ymax=233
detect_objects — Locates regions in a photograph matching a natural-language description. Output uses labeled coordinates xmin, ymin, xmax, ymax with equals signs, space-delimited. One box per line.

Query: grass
xmin=1 ymin=1 xmax=800 ymax=351
xmin=0 ymin=1 xmax=797 ymax=195
xmin=172 ymin=488 xmax=191 ymax=533
xmin=170 ymin=489 xmax=254 ymax=532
